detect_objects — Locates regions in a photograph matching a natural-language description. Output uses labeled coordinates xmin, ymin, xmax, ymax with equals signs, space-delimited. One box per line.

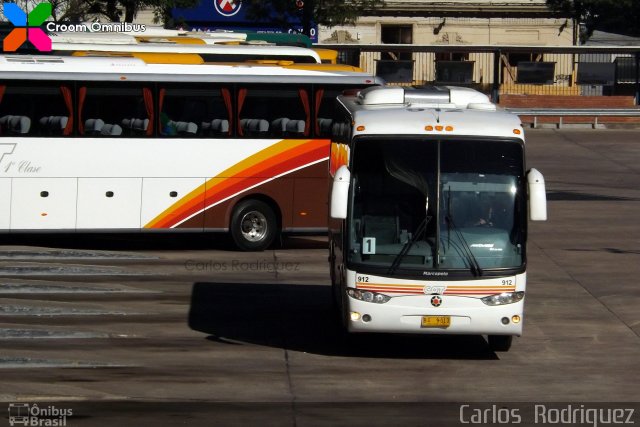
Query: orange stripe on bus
xmin=145 ymin=139 xmax=329 ymax=228
xmin=356 ymin=282 xmax=516 ymax=297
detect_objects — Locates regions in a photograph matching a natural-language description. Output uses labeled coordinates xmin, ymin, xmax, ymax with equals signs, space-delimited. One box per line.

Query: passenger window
xmin=0 ymin=83 xmax=72 ymax=137
xmin=79 ymin=85 xmax=153 ymax=137
xmin=237 ymin=86 xmax=310 ymax=138
xmin=314 ymin=88 xmax=343 ymax=138
xmin=159 ymin=87 xmax=232 ymax=138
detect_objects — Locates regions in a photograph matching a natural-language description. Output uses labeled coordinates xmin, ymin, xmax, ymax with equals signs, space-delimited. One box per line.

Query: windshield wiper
xmin=444 ymin=188 xmax=483 ymax=276
xmin=444 ymin=215 xmax=483 ymax=276
xmin=387 ymin=216 xmax=431 ymax=276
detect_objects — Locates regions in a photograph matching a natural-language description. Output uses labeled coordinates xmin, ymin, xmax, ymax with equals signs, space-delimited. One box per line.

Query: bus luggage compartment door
xmin=10 ymin=178 xmax=77 ymax=230
xmin=0 ymin=178 xmax=11 ymax=231
xmin=76 ymin=178 xmax=142 ymax=230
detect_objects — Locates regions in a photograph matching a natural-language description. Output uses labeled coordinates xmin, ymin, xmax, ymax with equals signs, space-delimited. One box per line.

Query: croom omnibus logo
xmin=214 ymin=0 xmax=242 ymax=17
xmin=2 ymin=2 xmax=52 ymax=52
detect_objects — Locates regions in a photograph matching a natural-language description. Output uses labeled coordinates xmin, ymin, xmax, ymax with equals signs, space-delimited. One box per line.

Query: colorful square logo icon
xmin=2 ymin=2 xmax=52 ymax=51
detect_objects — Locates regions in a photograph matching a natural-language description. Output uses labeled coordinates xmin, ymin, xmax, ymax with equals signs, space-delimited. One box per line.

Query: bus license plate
xmin=421 ymin=316 xmax=451 ymax=328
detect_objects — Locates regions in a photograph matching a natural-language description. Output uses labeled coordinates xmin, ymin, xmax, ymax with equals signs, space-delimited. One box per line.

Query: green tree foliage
xmin=49 ymin=0 xmax=197 ymax=25
xmin=244 ymin=0 xmax=385 ymax=37
xmin=547 ymin=0 xmax=640 ymax=39
xmin=144 ymin=0 xmax=201 ymax=27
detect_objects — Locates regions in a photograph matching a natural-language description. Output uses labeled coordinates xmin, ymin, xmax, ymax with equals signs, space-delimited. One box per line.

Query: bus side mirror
xmin=330 ymin=165 xmax=351 ymax=219
xmin=527 ymin=168 xmax=547 ymax=221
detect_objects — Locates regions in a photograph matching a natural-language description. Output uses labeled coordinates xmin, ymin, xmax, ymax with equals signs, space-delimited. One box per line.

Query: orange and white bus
xmin=50 ymin=42 xmax=323 ymax=64
xmin=42 ymin=30 xmax=347 ymax=69
xmin=0 ymin=54 xmax=381 ymax=250
xmin=45 ymin=30 xmax=322 ymax=63
xmin=48 ymin=27 xmax=312 ymax=47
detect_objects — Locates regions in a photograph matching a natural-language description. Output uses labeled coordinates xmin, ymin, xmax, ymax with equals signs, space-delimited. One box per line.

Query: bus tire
xmin=488 ymin=335 xmax=513 ymax=352
xmin=230 ymin=199 xmax=278 ymax=251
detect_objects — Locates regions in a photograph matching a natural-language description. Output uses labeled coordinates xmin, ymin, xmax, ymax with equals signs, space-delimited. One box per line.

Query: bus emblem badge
xmin=424 ymin=285 xmax=446 ymax=295
xmin=214 ymin=0 xmax=242 ymax=17
xmin=430 ymin=296 xmax=442 ymax=307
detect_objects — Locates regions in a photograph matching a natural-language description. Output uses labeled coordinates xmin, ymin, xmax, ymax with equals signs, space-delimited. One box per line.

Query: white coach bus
xmin=328 ymin=86 xmax=547 ymax=351
xmin=0 ymin=54 xmax=380 ymax=250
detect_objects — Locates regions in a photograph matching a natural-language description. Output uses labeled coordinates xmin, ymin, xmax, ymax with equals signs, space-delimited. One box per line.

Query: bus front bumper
xmin=346 ymin=295 xmax=524 ymax=336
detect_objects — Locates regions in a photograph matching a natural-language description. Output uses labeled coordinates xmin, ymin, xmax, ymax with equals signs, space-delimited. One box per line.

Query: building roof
xmin=367 ymin=0 xmax=554 ymax=16
xmin=585 ymin=30 xmax=640 ymax=47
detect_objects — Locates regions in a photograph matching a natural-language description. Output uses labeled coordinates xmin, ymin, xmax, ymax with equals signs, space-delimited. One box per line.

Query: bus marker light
xmin=41 ymin=213 xmax=47 ymax=216
xmin=481 ymin=291 xmax=524 ymax=306
xmin=356 ymin=125 xmax=365 ymax=131
xmin=513 ymin=129 xmax=521 ymax=135
xmin=512 ymin=315 xmax=521 ymax=324
xmin=350 ymin=312 xmax=361 ymax=321
xmin=445 ymin=126 xmax=454 ymax=131
xmin=435 ymin=125 xmax=444 ymax=131
xmin=425 ymin=125 xmax=434 ymax=131
xmin=374 ymin=293 xmax=387 ymax=304
xmin=299 ymin=211 xmax=308 ymax=216
xmin=347 ymin=288 xmax=391 ymax=304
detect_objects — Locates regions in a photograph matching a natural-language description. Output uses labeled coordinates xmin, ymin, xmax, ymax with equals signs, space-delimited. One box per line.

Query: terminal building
xmin=171 ymin=1 xmax=575 ymax=48
xmin=319 ymin=0 xmax=575 ymax=46
xmin=169 ymin=0 xmax=577 ymax=92
xmin=318 ymin=0 xmax=577 ymax=92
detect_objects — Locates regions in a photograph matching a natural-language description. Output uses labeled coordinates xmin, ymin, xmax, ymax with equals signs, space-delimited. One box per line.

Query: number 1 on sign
xmin=362 ymin=237 xmax=376 ymax=254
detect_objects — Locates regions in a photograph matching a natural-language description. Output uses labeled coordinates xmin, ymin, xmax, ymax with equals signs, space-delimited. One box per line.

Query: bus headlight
xmin=481 ymin=291 xmax=524 ymax=306
xmin=347 ymin=288 xmax=391 ymax=304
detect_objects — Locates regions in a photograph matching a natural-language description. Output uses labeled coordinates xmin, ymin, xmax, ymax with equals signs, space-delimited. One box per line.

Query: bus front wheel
xmin=230 ymin=199 xmax=278 ymax=251
xmin=488 ymin=335 xmax=513 ymax=352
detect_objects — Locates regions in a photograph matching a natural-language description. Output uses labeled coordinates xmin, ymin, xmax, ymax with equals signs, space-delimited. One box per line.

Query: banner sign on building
xmin=172 ymin=0 xmax=317 ymax=43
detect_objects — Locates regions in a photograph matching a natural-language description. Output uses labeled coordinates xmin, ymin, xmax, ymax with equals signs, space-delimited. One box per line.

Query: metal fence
xmin=320 ymin=44 xmax=640 ymax=104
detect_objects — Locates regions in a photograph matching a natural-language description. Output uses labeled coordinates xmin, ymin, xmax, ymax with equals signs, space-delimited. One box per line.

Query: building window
xmin=435 ymin=52 xmax=469 ymax=62
xmin=381 ymin=25 xmax=413 ymax=60
xmin=507 ymin=52 xmax=543 ymax=67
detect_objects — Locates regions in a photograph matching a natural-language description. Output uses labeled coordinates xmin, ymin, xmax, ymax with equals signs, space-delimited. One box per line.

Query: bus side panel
xmin=203 ymin=176 xmax=294 ymax=230
xmin=141 ymin=178 xmax=206 ymax=230
xmin=0 ymin=178 xmax=11 ymax=231
xmin=76 ymin=178 xmax=142 ymax=229
xmin=291 ymin=161 xmax=329 ymax=229
xmin=11 ymin=178 xmax=77 ymax=230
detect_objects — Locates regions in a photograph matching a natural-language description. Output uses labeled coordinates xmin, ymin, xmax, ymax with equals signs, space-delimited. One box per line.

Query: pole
xmin=492 ymin=49 xmax=501 ymax=103
xmin=302 ymin=0 xmax=313 ymax=38
xmin=635 ymin=52 xmax=640 ymax=106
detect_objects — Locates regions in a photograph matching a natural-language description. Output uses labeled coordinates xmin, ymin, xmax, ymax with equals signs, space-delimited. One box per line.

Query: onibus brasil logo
xmin=2 ymin=2 xmax=52 ymax=52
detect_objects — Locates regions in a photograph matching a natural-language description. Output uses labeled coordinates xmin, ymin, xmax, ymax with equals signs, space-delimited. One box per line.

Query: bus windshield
xmin=347 ymin=138 xmax=525 ymax=275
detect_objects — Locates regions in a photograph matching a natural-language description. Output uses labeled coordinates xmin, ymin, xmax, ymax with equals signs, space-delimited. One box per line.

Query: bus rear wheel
xmin=230 ymin=199 xmax=278 ymax=251
xmin=488 ymin=335 xmax=513 ymax=352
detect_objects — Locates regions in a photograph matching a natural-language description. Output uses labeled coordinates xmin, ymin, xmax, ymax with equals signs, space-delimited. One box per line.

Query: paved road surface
xmin=0 ymin=129 xmax=638 ymax=426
